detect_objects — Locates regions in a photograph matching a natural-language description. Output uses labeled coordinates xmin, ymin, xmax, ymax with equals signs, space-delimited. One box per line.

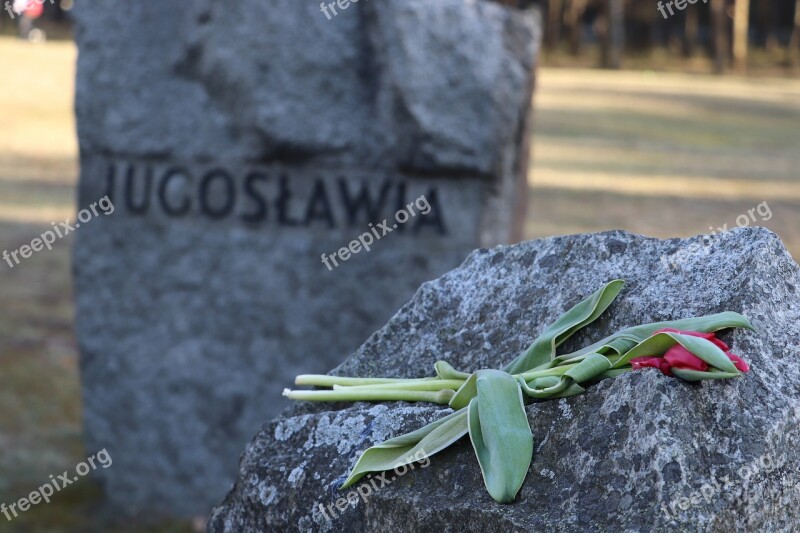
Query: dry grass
xmin=528 ymin=68 xmax=800 ymax=258
xmin=0 ymin=35 xmax=799 ymax=530
xmin=0 ymin=37 xmax=193 ymax=533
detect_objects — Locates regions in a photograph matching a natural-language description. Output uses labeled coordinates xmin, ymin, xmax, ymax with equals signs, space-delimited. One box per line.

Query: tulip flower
xmin=630 ymin=330 xmax=750 ymax=377
xmin=283 ymin=281 xmax=755 ymax=505
xmin=656 ymin=328 xmax=730 ymax=351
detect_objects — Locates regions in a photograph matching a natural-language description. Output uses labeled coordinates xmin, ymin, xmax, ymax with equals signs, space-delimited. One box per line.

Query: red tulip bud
xmin=663 ymin=344 xmax=709 ymax=372
xmin=655 ymin=328 xmax=730 ymax=351
xmin=632 ymin=330 xmax=752 ymax=379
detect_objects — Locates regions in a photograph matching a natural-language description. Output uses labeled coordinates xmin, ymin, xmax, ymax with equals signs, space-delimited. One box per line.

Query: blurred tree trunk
xmin=765 ymin=17 xmax=778 ymax=55
xmin=683 ymin=6 xmax=700 ymax=57
xmin=566 ymin=0 xmax=587 ymax=55
xmin=732 ymin=0 xmax=750 ymax=72
xmin=546 ymin=0 xmax=564 ymax=49
xmin=753 ymin=0 xmax=778 ymax=53
xmin=601 ymin=0 xmax=625 ymax=69
xmin=710 ymin=0 xmax=729 ymax=73
xmin=790 ymin=0 xmax=800 ymax=63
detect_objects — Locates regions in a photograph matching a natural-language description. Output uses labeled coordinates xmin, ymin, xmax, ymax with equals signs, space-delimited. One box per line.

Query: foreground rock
xmin=209 ymin=228 xmax=800 ymax=532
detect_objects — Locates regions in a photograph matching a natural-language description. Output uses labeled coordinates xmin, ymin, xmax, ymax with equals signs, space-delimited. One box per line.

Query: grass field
xmin=0 ymin=36 xmax=798 ymax=531
xmin=529 ymin=69 xmax=800 ymax=250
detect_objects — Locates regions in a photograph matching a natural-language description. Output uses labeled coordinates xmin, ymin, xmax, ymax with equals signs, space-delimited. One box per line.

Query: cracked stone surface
xmin=209 ymin=228 xmax=800 ymax=532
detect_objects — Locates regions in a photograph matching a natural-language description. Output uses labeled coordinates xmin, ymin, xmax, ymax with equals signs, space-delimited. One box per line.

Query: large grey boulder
xmin=209 ymin=228 xmax=800 ymax=532
xmin=73 ymin=0 xmax=540 ymax=517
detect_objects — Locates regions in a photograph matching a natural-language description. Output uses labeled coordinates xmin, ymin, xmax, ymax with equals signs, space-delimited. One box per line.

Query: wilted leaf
xmin=563 ymin=353 xmax=613 ymax=383
xmin=341 ymin=408 xmax=468 ymax=489
xmin=435 ymin=361 xmax=471 ymax=380
xmin=670 ymin=368 xmax=741 ymax=381
xmin=517 ymin=375 xmax=570 ymax=399
xmin=468 ymin=370 xmax=533 ymax=504
xmin=449 ymin=373 xmax=478 ymax=410
xmin=504 ymin=280 xmax=625 ymax=374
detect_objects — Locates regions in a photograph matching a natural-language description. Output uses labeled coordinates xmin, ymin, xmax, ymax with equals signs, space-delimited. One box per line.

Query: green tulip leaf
xmin=563 ymin=353 xmax=613 ymax=384
xmin=504 ymin=280 xmax=625 ymax=374
xmin=449 ymin=373 xmax=478 ymax=410
xmin=517 ymin=375 xmax=570 ymax=399
xmin=670 ymin=368 xmax=742 ymax=382
xmin=468 ymin=370 xmax=533 ymax=503
xmin=435 ymin=361 xmax=471 ymax=381
xmin=341 ymin=408 xmax=468 ymax=489
xmin=551 ymin=382 xmax=586 ymax=398
xmin=527 ymin=375 xmax=561 ymax=389
xmin=611 ymin=333 xmax=682 ymax=369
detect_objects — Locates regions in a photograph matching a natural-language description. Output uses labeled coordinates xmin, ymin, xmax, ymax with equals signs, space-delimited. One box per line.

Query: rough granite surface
xmin=209 ymin=228 xmax=800 ymax=532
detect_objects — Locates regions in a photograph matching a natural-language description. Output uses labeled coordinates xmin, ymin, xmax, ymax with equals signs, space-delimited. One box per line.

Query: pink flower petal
xmin=664 ymin=345 xmax=708 ymax=372
xmin=707 ymin=336 xmax=730 ymax=352
xmin=726 ymin=352 xmax=750 ymax=373
xmin=630 ymin=356 xmax=673 ymax=376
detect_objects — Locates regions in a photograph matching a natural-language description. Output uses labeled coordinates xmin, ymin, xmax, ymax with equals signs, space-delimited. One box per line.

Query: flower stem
xmin=283 ymin=388 xmax=455 ymax=404
xmin=332 ymin=379 xmax=465 ymax=392
xmin=294 ymin=375 xmax=429 ymax=387
xmin=515 ymin=362 xmax=578 ymax=382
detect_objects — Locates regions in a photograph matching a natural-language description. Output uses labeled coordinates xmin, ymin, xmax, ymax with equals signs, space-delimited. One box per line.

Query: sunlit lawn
xmin=529 ymin=69 xmax=800 ymax=256
xmin=0 ymin=34 xmax=798 ymax=531
xmin=0 ymin=37 xmax=194 ymax=533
